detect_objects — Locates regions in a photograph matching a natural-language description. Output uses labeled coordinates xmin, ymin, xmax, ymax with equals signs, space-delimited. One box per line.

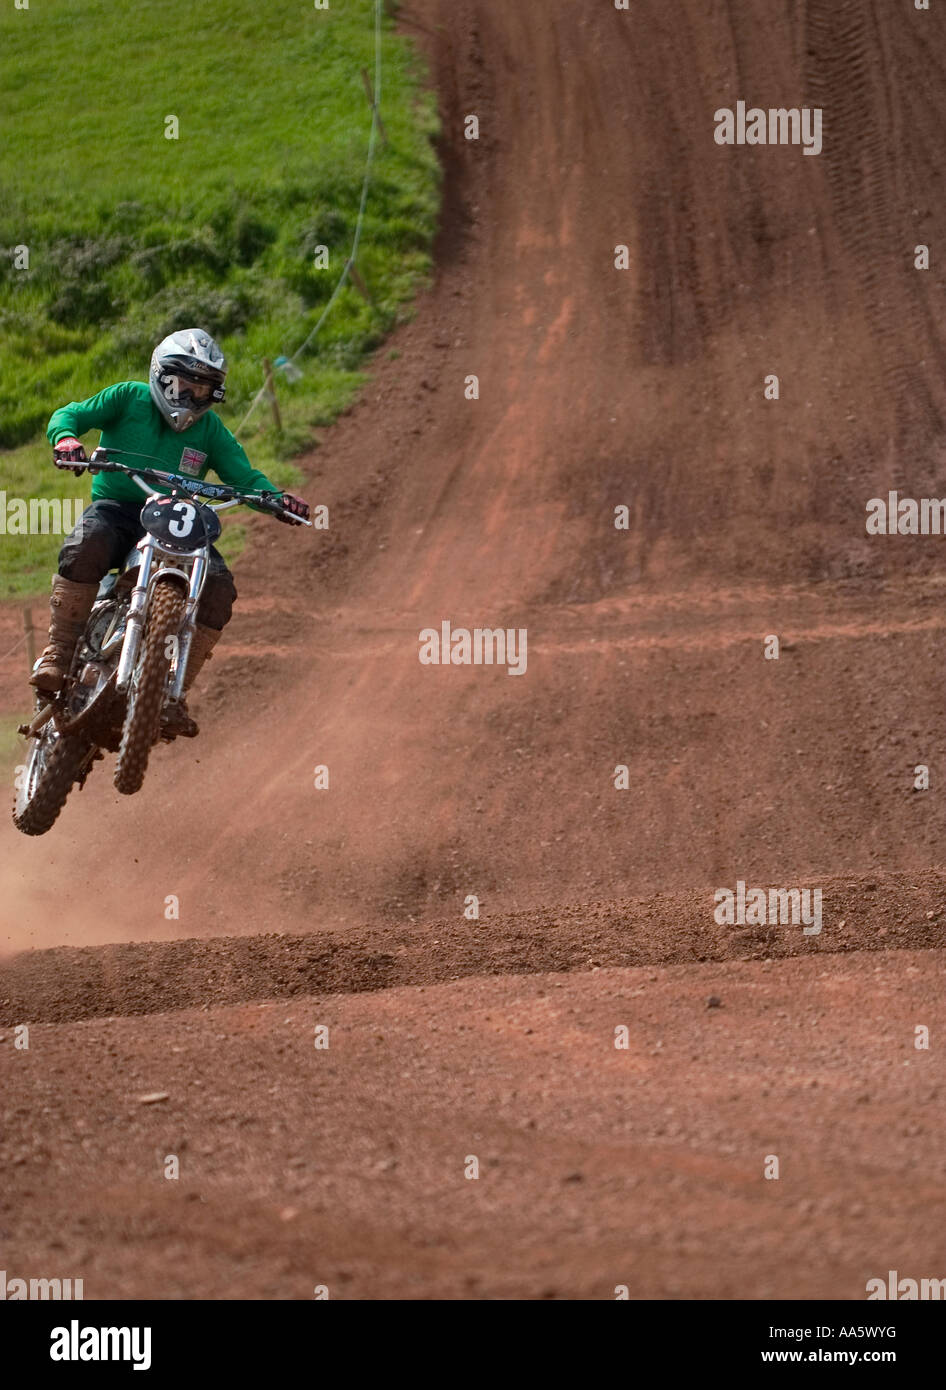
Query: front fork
xmin=168 ymin=552 xmax=208 ymax=702
xmin=115 ymin=537 xmax=208 ymax=700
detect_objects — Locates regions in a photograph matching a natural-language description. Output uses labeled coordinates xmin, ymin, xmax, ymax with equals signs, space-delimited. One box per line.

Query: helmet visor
xmin=180 ymin=375 xmax=214 ymax=402
xmin=161 ymin=371 xmax=223 ymax=409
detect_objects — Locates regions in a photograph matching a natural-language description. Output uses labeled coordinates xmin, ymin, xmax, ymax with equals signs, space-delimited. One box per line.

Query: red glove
xmin=276 ymin=492 xmax=310 ymax=525
xmin=53 ymin=437 xmax=88 ymax=472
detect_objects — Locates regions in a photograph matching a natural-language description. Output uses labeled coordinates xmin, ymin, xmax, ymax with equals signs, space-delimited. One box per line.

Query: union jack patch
xmin=179 ymin=447 xmax=207 ymax=476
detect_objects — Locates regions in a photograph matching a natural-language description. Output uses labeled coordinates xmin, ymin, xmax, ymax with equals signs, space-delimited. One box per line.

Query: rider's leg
xmin=188 ymin=553 xmax=236 ymax=688
xmin=30 ymin=501 xmax=141 ymax=692
xmin=182 ymin=622 xmax=223 ymax=691
xmin=187 ymin=550 xmax=233 ymax=686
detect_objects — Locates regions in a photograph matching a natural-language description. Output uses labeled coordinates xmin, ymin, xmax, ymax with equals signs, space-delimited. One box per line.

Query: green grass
xmin=0 ymin=0 xmax=439 ymax=597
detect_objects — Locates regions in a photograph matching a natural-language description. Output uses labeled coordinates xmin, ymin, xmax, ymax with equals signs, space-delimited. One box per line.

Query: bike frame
xmin=114 ymin=473 xmax=241 ymax=698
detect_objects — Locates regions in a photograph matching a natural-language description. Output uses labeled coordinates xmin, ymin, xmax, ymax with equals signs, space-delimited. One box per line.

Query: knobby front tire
xmin=114 ymin=581 xmax=186 ymax=797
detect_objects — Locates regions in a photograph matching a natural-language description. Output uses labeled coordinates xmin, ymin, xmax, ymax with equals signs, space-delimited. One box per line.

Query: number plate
xmin=140 ymin=496 xmax=221 ymax=552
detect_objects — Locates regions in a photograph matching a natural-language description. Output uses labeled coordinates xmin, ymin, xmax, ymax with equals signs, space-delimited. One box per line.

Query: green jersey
xmin=47 ymin=381 xmax=279 ymax=505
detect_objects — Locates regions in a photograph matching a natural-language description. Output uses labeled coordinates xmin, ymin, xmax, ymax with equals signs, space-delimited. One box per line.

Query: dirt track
xmin=2 ymin=0 xmax=946 ymax=1298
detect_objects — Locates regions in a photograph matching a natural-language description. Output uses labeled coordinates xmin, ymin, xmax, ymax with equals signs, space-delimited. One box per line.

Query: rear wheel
xmin=114 ymin=581 xmax=185 ymax=796
xmin=12 ymin=726 xmax=94 ymax=836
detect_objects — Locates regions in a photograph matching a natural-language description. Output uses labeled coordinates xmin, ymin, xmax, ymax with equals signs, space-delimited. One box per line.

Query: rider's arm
xmin=47 ymin=381 xmax=138 ymax=445
xmin=206 ymin=415 xmax=282 ymax=508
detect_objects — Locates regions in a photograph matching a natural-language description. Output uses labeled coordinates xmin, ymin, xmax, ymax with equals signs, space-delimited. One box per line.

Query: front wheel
xmin=114 ymin=580 xmax=186 ymax=796
xmin=12 ymin=726 xmax=95 ymax=836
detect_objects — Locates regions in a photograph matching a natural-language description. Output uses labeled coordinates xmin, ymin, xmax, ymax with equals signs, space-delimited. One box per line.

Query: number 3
xmin=169 ymin=502 xmax=196 ymax=538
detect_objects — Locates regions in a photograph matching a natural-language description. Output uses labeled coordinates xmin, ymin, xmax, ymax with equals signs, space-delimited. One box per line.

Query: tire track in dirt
xmin=804 ymin=0 xmax=946 ymax=438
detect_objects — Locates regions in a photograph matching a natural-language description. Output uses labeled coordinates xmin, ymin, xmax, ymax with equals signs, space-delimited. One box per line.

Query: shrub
xmin=104 ymin=281 xmax=258 ymax=361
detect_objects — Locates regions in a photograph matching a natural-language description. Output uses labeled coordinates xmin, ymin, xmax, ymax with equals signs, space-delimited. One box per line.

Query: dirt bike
xmin=12 ymin=446 xmax=309 ymax=836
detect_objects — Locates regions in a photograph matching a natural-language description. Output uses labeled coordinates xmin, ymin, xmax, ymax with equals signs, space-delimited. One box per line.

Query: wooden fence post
xmin=23 ymin=607 xmax=35 ymax=671
xmin=348 ymin=262 xmax=375 ymax=305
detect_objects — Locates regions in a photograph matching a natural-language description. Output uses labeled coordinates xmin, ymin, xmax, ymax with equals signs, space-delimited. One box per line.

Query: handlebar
xmin=81 ymin=447 xmax=311 ymax=525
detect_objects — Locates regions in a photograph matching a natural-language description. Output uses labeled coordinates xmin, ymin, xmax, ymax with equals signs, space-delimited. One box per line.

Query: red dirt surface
xmin=2 ymin=951 xmax=943 ymax=1301
xmin=2 ymin=0 xmax=946 ymax=1299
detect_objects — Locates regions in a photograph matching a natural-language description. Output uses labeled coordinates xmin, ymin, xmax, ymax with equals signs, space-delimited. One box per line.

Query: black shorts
xmin=58 ymin=498 xmax=237 ymax=631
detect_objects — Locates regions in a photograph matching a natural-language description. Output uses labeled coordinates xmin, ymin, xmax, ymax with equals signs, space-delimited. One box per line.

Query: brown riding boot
xmin=161 ymin=623 xmax=222 ymax=739
xmin=29 ymin=576 xmax=100 ymax=693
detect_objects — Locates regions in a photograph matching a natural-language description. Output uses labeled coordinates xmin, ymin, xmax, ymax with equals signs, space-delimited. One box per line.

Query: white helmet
xmin=149 ymin=328 xmax=227 ymax=432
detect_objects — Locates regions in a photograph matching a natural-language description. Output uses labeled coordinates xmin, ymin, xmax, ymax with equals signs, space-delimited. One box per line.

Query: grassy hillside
xmin=0 ymin=0 xmax=439 ymax=597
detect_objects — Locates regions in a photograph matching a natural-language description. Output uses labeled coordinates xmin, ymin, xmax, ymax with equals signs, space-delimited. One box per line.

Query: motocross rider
xmin=35 ymin=327 xmax=309 ymax=737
